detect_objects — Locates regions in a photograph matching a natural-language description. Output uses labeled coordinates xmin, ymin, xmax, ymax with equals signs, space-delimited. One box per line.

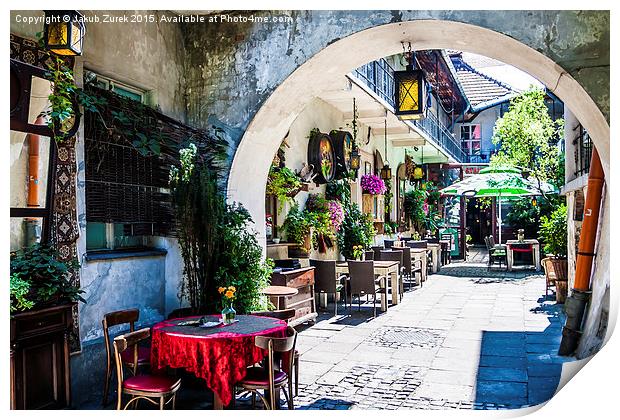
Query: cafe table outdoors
xmin=335 ymin=260 xmax=400 ymax=311
xmin=150 ymin=314 xmax=288 ymax=409
xmin=393 ymin=241 xmax=436 ymax=275
xmin=506 ymin=239 xmax=541 ymax=271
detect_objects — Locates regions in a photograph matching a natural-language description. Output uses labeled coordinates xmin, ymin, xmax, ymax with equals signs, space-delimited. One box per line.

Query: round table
xmin=150 ymin=314 xmax=287 ymax=408
xmin=262 ymin=285 xmax=298 ymax=309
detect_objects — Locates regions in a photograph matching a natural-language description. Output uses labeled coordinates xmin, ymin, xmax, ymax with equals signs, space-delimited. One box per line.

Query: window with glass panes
xmin=460 ymin=124 xmax=482 ymax=156
xmin=84 ymin=73 xmax=163 ymax=252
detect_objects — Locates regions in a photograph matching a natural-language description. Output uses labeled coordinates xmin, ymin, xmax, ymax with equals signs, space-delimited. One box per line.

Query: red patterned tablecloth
xmin=151 ymin=314 xmax=287 ymax=405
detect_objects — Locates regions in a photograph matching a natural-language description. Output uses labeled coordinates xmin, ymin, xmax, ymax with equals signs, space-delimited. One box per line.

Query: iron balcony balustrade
xmin=352 ymin=59 xmax=466 ymax=162
xmin=464 ymin=149 xmax=496 ymax=163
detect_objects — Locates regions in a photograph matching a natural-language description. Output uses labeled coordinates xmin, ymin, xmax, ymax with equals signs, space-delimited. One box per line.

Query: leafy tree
xmin=491 ymin=88 xmax=565 ymax=196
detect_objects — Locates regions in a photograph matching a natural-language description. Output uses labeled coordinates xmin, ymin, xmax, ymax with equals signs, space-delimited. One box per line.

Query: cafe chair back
xmin=113 ymin=328 xmax=181 ymax=410
xmin=309 ymin=259 xmax=348 ymax=316
xmin=251 ymin=309 xmax=300 ymax=397
xmin=364 ymin=250 xmax=375 ymax=261
xmin=238 ymin=326 xmax=297 ymax=409
xmin=102 ymin=308 xmax=150 ymax=407
xmin=347 ymin=260 xmax=386 ymax=318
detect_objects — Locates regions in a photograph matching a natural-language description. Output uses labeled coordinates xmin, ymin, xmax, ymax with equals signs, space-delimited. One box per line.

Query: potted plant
xmin=282 ymin=204 xmax=313 ymax=257
xmin=266 ymin=165 xmax=304 ymax=211
xmin=10 ymin=243 xmax=85 ymax=313
xmin=539 ymin=204 xmax=568 ymax=303
xmin=10 ymin=243 xmax=85 ymax=409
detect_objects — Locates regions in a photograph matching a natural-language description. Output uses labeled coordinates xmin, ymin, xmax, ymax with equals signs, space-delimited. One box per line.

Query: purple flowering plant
xmin=360 ymin=174 xmax=387 ymax=195
xmin=327 ymin=200 xmax=344 ymax=231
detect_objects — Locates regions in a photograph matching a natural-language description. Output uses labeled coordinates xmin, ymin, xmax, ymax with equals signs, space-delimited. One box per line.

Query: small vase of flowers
xmin=360 ymin=174 xmax=386 ymax=195
xmin=218 ymin=286 xmax=237 ymax=324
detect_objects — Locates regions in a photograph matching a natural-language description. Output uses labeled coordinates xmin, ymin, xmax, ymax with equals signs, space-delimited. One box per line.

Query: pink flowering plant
xmin=327 ymin=200 xmax=344 ymax=231
xmin=360 ymin=174 xmax=387 ymax=195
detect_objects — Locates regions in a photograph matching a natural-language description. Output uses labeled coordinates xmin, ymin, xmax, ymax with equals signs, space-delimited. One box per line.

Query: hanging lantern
xmin=350 ymin=147 xmax=361 ymax=171
xmin=394 ymin=51 xmax=427 ymax=120
xmin=531 ymin=197 xmax=537 ymax=207
xmin=413 ymin=166 xmax=424 ymax=180
xmin=380 ymin=164 xmax=392 ymax=180
xmin=44 ymin=10 xmax=86 ymax=56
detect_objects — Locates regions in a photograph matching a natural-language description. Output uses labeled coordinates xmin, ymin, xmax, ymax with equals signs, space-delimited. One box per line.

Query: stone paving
xmin=292 ymin=258 xmax=573 ymax=410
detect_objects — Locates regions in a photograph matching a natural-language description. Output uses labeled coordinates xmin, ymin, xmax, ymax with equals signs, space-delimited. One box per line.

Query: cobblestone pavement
xmin=292 ymin=260 xmax=573 ymax=410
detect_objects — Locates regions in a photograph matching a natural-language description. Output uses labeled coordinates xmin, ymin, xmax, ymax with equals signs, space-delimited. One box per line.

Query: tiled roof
xmin=449 ymin=53 xmax=516 ymax=110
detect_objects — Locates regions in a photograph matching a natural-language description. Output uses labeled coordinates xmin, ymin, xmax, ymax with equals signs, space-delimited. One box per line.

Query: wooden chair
xmin=440 ymin=234 xmax=453 ymax=265
xmin=347 ymin=260 xmax=386 ymax=318
xmin=309 ymin=259 xmax=348 ymax=316
xmin=376 ymin=249 xmax=405 ymax=301
xmin=485 ymin=236 xmax=507 ymax=270
xmin=251 ymin=309 xmax=300 ymax=397
xmin=113 ymin=328 xmax=181 ymax=410
xmin=237 ymin=326 xmax=297 ymax=410
xmin=102 ymin=309 xmax=151 ymax=407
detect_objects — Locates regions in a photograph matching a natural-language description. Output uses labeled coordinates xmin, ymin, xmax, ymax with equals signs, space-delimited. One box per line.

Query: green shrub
xmin=539 ymin=204 xmax=568 ymax=258
xmin=337 ymin=202 xmax=376 ymax=259
xmin=266 ymin=166 xmax=302 ymax=211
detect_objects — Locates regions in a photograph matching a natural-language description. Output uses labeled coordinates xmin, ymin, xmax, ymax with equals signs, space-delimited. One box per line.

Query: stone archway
xmin=227 ymin=20 xmax=609 ymax=242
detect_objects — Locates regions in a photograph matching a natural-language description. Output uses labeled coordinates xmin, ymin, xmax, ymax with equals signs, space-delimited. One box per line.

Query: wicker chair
xmin=393 ymin=246 xmax=422 ymax=290
xmin=347 ymin=260 xmax=386 ymax=318
xmin=376 ymin=249 xmax=405 ymax=300
xmin=309 ymin=259 xmax=348 ymax=316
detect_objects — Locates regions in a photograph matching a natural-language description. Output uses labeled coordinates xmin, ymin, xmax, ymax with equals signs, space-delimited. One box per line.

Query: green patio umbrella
xmin=440 ymin=166 xmax=557 ymax=243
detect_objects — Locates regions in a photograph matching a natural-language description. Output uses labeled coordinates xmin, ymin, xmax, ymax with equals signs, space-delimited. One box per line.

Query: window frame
xmin=460 ymin=124 xmax=482 ymax=156
xmin=83 ymin=72 xmax=156 ymax=254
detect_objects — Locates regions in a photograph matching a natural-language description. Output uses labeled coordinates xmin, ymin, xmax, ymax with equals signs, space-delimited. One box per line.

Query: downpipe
xmin=558 ymin=147 xmax=605 ymax=356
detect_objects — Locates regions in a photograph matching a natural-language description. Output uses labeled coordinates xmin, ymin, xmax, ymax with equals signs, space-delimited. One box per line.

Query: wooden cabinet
xmin=270 ymin=267 xmax=318 ymax=327
xmin=10 ymin=304 xmax=73 ymax=409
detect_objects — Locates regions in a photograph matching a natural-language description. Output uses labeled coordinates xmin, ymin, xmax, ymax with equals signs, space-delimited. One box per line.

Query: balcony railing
xmin=352 ymin=60 xmax=466 ymax=162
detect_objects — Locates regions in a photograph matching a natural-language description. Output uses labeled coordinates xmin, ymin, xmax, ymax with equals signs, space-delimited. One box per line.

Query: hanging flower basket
xmin=360 ymin=174 xmax=386 ymax=195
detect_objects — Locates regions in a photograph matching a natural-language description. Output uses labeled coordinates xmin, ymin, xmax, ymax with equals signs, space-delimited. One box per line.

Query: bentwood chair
xmin=347 ymin=260 xmax=387 ymax=318
xmin=376 ymin=249 xmax=405 ymax=301
xmin=310 ymin=259 xmax=349 ymax=316
xmin=102 ymin=309 xmax=151 ymax=407
xmin=113 ymin=328 xmax=181 ymax=410
xmin=238 ymin=326 xmax=297 ymax=410
xmin=251 ymin=309 xmax=300 ymax=397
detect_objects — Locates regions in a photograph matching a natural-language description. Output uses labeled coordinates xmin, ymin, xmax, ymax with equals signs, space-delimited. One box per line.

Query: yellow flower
xmin=218 ymin=287 xmax=225 ymax=294
xmin=228 ymin=286 xmax=236 ymax=292
xmin=225 ymin=290 xmax=234 ymax=299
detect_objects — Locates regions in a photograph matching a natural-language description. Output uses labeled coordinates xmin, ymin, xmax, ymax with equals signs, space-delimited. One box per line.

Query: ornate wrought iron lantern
xmin=350 ymin=147 xmax=361 ymax=171
xmin=394 ymin=46 xmax=427 ymax=120
xmin=44 ymin=10 xmax=86 ymax=56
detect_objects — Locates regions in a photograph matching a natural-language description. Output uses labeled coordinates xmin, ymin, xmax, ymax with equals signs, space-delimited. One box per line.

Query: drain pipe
xmin=559 ymin=147 xmax=605 ymax=356
xmin=24 ymin=116 xmax=44 ymax=246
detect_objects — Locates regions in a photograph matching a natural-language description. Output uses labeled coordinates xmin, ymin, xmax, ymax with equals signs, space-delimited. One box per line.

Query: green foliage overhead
xmin=490 ymin=88 xmax=565 ymax=194
xmin=539 ymin=204 xmax=568 ymax=258
xmin=10 ymin=244 xmax=84 ymax=313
